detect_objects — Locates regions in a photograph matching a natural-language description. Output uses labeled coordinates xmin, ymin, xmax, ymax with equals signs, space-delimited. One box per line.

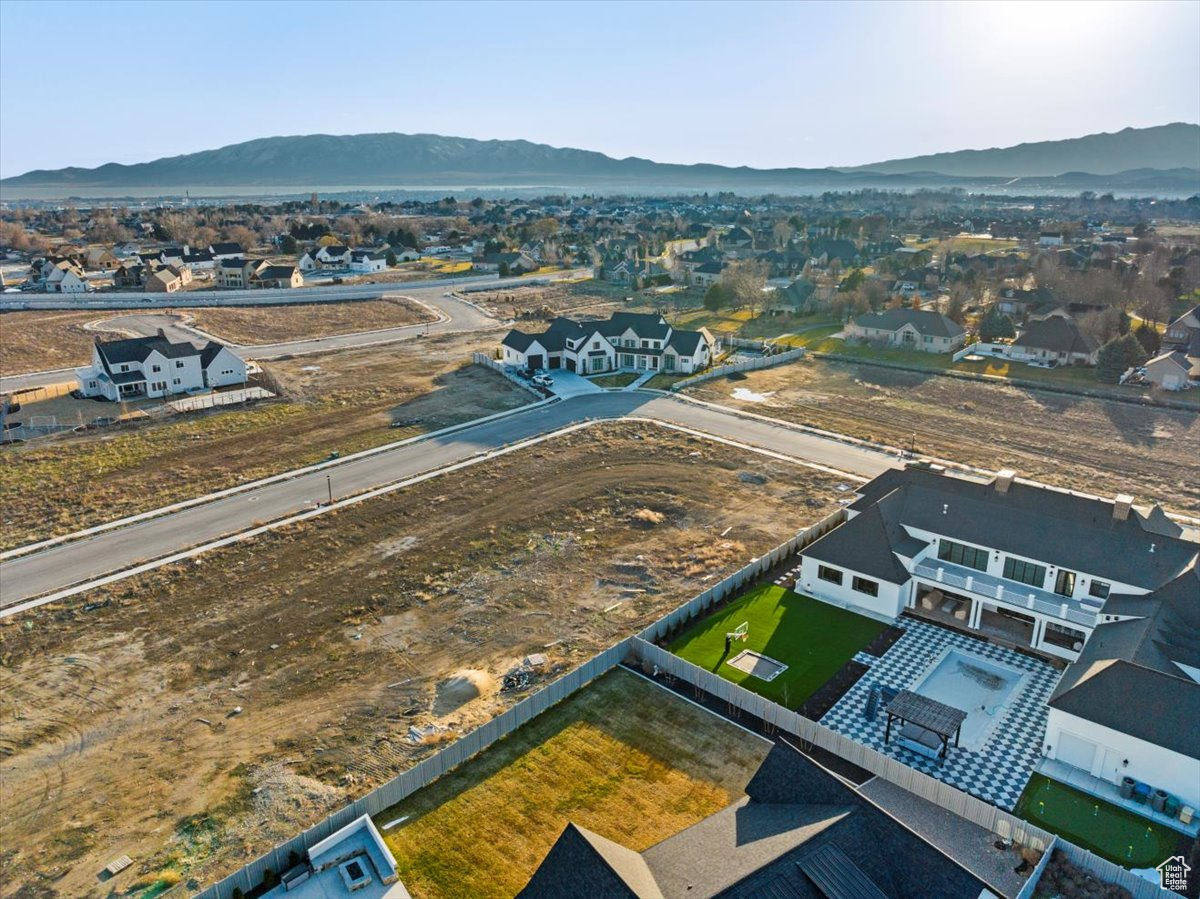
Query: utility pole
xmin=326 ymin=475 xmax=333 ymax=507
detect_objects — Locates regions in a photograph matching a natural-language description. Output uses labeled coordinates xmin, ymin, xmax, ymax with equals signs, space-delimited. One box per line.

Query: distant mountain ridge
xmin=2 ymin=125 xmax=1197 ymax=196
xmin=843 ymin=123 xmax=1200 ymax=177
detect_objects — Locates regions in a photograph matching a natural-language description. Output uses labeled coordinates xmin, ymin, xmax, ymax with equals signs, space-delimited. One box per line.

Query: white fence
xmin=670 ymin=347 xmax=805 ymax=391
xmin=952 ymin=341 xmax=1011 ymax=362
xmin=631 ymin=639 xmax=1169 ymax=899
xmin=193 ymin=640 xmax=631 ymax=899
xmin=471 ymin=352 xmax=544 ymax=397
xmin=639 ymin=509 xmax=847 ymax=643
xmin=167 ymin=387 xmax=274 ymax=413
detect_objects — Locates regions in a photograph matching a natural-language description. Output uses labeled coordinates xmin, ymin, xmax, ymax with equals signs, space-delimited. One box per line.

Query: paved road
xmin=0 ymin=283 xmax=508 ymax=393
xmin=0 ymin=391 xmax=895 ymax=607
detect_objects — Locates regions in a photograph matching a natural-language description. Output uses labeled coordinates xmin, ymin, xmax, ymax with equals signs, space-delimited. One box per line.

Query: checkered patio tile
xmin=819 ymin=618 xmax=1063 ymax=811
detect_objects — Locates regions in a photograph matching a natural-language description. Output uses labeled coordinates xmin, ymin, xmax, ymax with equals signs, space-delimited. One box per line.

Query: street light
xmin=326 ymin=474 xmax=333 ymax=507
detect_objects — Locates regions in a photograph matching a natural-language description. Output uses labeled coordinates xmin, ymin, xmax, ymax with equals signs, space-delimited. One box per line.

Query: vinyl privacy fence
xmin=630 ymin=639 xmax=1168 ymax=899
xmin=471 ymin=352 xmax=544 ymax=396
xmin=193 ymin=640 xmax=632 ymax=899
xmin=670 ymin=346 xmax=806 ymax=391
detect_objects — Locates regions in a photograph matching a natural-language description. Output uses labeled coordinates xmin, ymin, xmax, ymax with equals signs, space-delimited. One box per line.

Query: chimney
xmin=157 ymin=328 xmax=166 ymax=339
xmin=994 ymin=469 xmax=1017 ymax=494
xmin=1113 ymin=494 xmax=1133 ymax=521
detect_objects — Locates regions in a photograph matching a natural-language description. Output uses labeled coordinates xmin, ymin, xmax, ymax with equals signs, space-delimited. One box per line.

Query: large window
xmin=937 ymin=539 xmax=989 ymax=572
xmin=1043 ymin=622 xmax=1086 ymax=651
xmin=1003 ymin=557 xmax=1046 ymax=588
xmin=1088 ymin=580 xmax=1110 ymax=599
xmin=817 ymin=565 xmax=843 ymax=585
xmin=1054 ymin=569 xmax=1077 ymax=597
xmin=852 ymin=576 xmax=879 ymax=597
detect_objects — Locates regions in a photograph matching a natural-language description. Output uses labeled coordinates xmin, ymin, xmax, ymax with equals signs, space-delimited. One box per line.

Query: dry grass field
xmin=377 ymin=668 xmax=770 ymax=899
xmin=0 ymin=309 xmax=135 ymax=375
xmin=0 ymin=423 xmax=844 ymax=897
xmin=186 ymin=297 xmax=436 ymax=344
xmin=686 ymin=357 xmax=1200 ymax=514
xmin=0 ymin=333 xmax=526 ymax=549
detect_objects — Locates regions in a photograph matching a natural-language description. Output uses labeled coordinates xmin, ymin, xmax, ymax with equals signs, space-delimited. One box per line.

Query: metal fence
xmin=670 ymin=347 xmax=806 ymax=391
xmin=638 ymin=509 xmax=847 ymax=643
xmin=471 ymin=352 xmax=545 ymax=397
xmin=630 ymin=639 xmax=1167 ymax=899
xmin=193 ymin=640 xmax=631 ymax=899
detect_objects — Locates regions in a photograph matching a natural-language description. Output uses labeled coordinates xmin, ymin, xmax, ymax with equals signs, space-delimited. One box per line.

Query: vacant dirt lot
xmin=687 ymin=358 xmax=1200 ymax=515
xmin=0 ymin=424 xmax=844 ymax=897
xmin=187 ymin=297 xmax=437 ymax=345
xmin=0 ymin=310 xmax=135 ymax=375
xmin=0 ymin=333 xmax=525 ymax=549
xmin=465 ymin=284 xmax=624 ymax=321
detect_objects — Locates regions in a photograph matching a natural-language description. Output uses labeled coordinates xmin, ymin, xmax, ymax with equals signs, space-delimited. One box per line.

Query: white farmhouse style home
xmin=501 ymin=312 xmax=715 ymax=376
xmin=76 ymin=333 xmax=246 ymax=401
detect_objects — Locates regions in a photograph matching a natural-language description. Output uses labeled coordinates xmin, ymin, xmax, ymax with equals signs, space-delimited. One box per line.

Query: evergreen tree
xmin=703 ymin=283 xmax=729 ymax=312
xmin=1096 ymin=332 xmax=1149 ymax=383
xmin=1133 ymin=322 xmax=1161 ymax=356
xmin=979 ymin=307 xmax=1016 ymax=341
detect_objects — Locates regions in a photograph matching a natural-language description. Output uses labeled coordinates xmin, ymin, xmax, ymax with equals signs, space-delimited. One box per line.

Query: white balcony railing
xmin=912 ymin=560 xmax=1098 ymax=629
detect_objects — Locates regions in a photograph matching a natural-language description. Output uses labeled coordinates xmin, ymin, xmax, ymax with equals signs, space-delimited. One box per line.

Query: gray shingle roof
xmin=96 ymin=335 xmax=199 ymax=366
xmin=851 ymin=309 xmax=965 ymax=339
xmin=1013 ymin=317 xmax=1099 ymax=355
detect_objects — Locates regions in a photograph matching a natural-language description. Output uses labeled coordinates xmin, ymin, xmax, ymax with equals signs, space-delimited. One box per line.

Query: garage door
xmin=1057 ymin=732 xmax=1097 ymax=773
xmin=526 ymin=354 xmax=544 ymax=371
xmin=548 ymin=357 xmax=561 ymax=369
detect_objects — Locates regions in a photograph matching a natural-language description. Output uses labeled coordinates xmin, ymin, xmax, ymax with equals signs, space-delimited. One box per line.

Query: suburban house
xmin=691 ymin=261 xmax=726 ymax=287
xmin=83 ymin=247 xmax=119 ymax=271
xmin=112 ymin=262 xmax=145 ymax=288
xmin=208 ymin=242 xmax=244 ymax=260
xmin=1164 ymin=304 xmax=1200 ymax=351
xmin=252 ymin=264 xmax=303 ymax=289
xmin=473 ymin=251 xmax=538 ymax=274
xmin=216 ymin=258 xmax=269 ymax=289
xmin=299 ymin=245 xmax=352 ymax=271
xmin=350 ymin=249 xmax=389 ymax=273
xmin=145 ymin=264 xmax=192 ymax=293
xmin=1010 ymin=317 xmax=1099 ymax=366
xmin=845 ymin=308 xmax=966 ymax=353
xmin=796 ymin=465 xmax=1199 ymax=811
xmin=1142 ymin=350 xmax=1196 ymax=391
xmin=44 ymin=262 xmax=88 ymax=293
xmin=180 ymin=248 xmax=215 ymax=272
xmin=501 ymin=311 xmax=715 ymax=376
xmin=76 ymin=332 xmax=246 ymax=401
xmin=1039 ymin=232 xmax=1065 ymax=247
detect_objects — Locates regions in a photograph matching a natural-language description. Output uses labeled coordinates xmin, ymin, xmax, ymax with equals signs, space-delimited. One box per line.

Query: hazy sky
xmin=1 ymin=0 xmax=1197 ymax=178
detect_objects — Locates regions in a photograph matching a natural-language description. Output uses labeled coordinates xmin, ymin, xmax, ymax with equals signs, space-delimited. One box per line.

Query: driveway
xmin=544 ymin=370 xmax=604 ymax=398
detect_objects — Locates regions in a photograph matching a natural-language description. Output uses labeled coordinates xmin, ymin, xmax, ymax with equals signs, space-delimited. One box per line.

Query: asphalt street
xmin=0 ymin=391 xmax=896 ymax=608
xmin=0 ymin=281 xmax=510 ymax=392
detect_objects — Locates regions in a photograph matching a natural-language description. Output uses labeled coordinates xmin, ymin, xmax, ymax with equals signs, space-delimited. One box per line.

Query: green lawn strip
xmin=643 ymin=372 xmax=691 ymax=390
xmin=667 ymin=585 xmax=887 ymax=709
xmin=373 ymin=668 xmax=770 ymax=899
xmin=1015 ymin=774 xmax=1180 ymax=868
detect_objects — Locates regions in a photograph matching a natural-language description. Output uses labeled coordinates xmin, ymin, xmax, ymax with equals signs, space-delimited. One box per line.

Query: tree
xmin=839 ymin=268 xmax=866 ymax=293
xmin=1096 ymin=332 xmax=1149 ymax=383
xmin=1133 ymin=322 xmax=1161 ymax=357
xmin=385 ymin=249 xmax=398 ymax=267
xmin=703 ymin=283 xmax=730 ymax=312
xmin=722 ymin=260 xmax=768 ymax=315
xmin=979 ymin=307 xmax=1016 ymax=341
xmin=280 ymin=233 xmax=298 ymax=254
xmin=943 ymin=292 xmax=965 ymax=324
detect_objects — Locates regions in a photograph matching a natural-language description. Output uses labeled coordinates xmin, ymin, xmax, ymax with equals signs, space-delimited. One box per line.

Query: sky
xmin=1 ymin=0 xmax=1198 ymax=178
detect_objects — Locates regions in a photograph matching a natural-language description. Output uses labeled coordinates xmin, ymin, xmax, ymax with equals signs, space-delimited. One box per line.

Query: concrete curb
xmin=1 ymin=392 xmax=561 ymax=561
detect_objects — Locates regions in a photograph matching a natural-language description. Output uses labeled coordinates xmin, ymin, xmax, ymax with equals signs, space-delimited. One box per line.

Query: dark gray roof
xmin=885 ymin=690 xmax=968 ymax=739
xmin=500 ymin=329 xmax=545 ymax=353
xmin=1048 ymin=569 xmax=1200 ymax=756
xmin=851 ymin=309 xmax=964 ymax=339
xmin=841 ymin=467 xmax=1196 ymax=591
xmin=110 ymin=370 xmax=146 ymax=384
xmin=1013 ymin=317 xmax=1099 ymax=355
xmin=796 ymin=843 xmax=888 ymax=899
xmin=666 ymin=330 xmax=704 ymax=355
xmin=199 ymin=341 xmax=229 ymax=367
xmin=587 ymin=312 xmax=671 ymax=341
xmin=256 ymin=265 xmax=298 ymax=280
xmin=210 ymin=242 xmax=243 ymax=255
xmin=801 ymin=495 xmax=912 ymax=585
xmin=96 ymin=335 xmax=200 ymax=366
xmin=517 ymin=823 xmax=647 ymax=899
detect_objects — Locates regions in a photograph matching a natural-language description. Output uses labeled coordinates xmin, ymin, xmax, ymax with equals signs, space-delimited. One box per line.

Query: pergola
xmin=883 ymin=690 xmax=968 ymax=765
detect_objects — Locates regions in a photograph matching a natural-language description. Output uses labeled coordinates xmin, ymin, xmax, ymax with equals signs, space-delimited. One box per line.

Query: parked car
xmin=532 ymin=374 xmax=554 ymax=387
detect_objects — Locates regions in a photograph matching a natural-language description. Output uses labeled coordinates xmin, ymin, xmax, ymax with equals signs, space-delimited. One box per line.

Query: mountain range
xmin=2 ymin=124 xmax=1197 ymax=197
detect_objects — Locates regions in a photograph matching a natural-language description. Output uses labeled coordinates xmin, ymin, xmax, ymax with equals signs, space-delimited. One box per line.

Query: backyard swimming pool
xmin=911 ymin=647 xmax=1026 ymax=751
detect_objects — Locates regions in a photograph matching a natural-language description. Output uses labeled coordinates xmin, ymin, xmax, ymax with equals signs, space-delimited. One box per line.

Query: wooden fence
xmin=670 ymin=347 xmax=805 ymax=391
xmin=193 ymin=640 xmax=632 ymax=899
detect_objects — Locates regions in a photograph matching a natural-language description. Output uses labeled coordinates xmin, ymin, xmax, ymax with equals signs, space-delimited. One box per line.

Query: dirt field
xmin=0 ymin=333 xmax=524 ymax=549
xmin=377 ymin=668 xmax=770 ymax=899
xmin=186 ymin=297 xmax=437 ymax=344
xmin=465 ymin=284 xmax=625 ymax=321
xmin=0 ymin=310 xmax=135 ymax=376
xmin=687 ymin=357 xmax=1200 ymax=515
xmin=0 ymin=424 xmax=845 ymax=897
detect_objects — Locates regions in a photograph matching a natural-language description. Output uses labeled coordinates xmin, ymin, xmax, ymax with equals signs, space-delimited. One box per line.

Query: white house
xmin=45 ymin=264 xmax=88 ymax=293
xmin=845 ymin=309 xmax=966 ymax=353
xmin=1142 ymin=350 xmax=1194 ymax=391
xmin=500 ymin=312 xmax=715 ymax=376
xmin=76 ymin=333 xmax=246 ymax=401
xmin=798 ymin=465 xmax=1200 ymax=817
xmin=1039 ymin=232 xmax=1065 ymax=247
xmin=350 ymin=249 xmax=389 ymax=273
xmin=208 ymin=242 xmax=244 ymax=260
xmin=301 ymin=245 xmax=353 ymax=271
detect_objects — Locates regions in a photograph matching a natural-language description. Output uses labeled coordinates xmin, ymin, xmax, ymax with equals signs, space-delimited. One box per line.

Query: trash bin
xmin=1164 ymin=796 xmax=1181 ymax=819
xmin=1151 ymin=789 xmax=1169 ymax=813
xmin=1120 ymin=776 xmax=1137 ymax=799
xmin=1132 ymin=783 xmax=1151 ymax=805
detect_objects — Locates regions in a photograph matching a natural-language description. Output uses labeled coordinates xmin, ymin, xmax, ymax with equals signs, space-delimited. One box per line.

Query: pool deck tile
xmin=819 ymin=617 xmax=1063 ymax=810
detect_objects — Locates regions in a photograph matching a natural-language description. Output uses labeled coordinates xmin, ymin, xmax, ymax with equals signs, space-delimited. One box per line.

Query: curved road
xmin=0 ymin=390 xmax=896 ymax=609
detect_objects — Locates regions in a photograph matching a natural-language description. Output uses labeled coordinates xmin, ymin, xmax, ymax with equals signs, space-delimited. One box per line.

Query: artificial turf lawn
xmin=667 ymin=584 xmax=888 ymax=709
xmin=373 ymin=668 xmax=771 ymax=899
xmin=1015 ymin=774 xmax=1181 ymax=868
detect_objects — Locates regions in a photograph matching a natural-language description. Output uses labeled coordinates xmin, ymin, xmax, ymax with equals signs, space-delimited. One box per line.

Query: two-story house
xmin=76 ymin=332 xmax=247 ymax=401
xmin=216 ymin=258 xmax=269 ymax=289
xmin=500 ymin=312 xmax=715 ymax=376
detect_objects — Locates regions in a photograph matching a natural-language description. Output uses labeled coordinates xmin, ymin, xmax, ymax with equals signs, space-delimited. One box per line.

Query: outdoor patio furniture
xmin=883 ymin=690 xmax=968 ymax=765
xmin=897 ymin=722 xmax=943 ymax=760
xmin=862 ymin=686 xmax=881 ymax=722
